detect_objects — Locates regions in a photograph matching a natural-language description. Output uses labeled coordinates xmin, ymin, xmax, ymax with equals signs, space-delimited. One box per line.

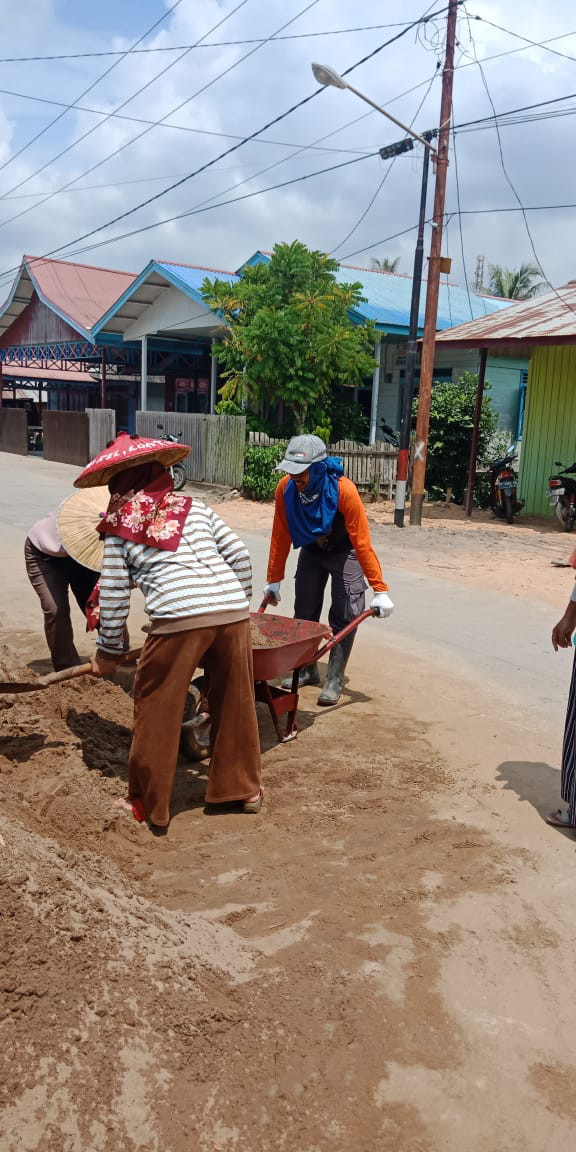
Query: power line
xmin=0 ymin=3 xmax=457 ymax=279
xmin=450 ymin=104 xmax=473 ymax=319
xmin=467 ymin=12 xmax=576 ymax=68
xmin=460 ymin=11 xmax=576 ymax=319
xmin=0 ymin=0 xmax=254 ymax=206
xmin=1 ymin=28 xmax=573 ymax=160
xmin=0 ymin=22 xmax=432 ymax=63
xmin=0 ymin=0 xmax=182 ymax=178
xmin=0 ymin=0 xmax=320 ymax=235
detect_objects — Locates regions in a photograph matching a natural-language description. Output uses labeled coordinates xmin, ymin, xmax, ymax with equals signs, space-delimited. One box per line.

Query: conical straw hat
xmin=57 ymin=488 xmax=109 ymax=572
xmin=74 ymin=431 xmax=190 ymax=489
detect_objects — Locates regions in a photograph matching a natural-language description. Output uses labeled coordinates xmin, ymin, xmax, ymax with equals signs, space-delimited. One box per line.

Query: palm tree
xmin=486 ymin=262 xmax=545 ymax=300
xmin=370 ymin=256 xmax=400 ymax=273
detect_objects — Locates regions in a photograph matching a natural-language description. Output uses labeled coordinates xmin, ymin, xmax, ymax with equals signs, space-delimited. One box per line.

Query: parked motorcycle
xmin=489 ymin=445 xmax=523 ymax=524
xmin=157 ymin=424 xmax=187 ymax=492
xmin=548 ymin=461 xmax=576 ymax=531
xmin=380 ymin=419 xmax=400 ymax=448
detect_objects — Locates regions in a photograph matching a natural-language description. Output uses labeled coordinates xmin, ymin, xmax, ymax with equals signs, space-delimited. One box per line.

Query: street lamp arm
xmin=311 ymin=62 xmax=437 ymax=154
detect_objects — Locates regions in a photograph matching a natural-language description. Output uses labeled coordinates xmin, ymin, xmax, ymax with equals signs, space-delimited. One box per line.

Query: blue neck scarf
xmin=283 ymin=457 xmax=344 ymax=547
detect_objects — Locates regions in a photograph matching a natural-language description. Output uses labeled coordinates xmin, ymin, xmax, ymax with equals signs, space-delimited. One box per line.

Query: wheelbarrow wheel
xmin=180 ymin=679 xmax=211 ymax=762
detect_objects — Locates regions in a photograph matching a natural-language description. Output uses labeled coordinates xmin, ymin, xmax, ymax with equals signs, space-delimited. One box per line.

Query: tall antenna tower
xmin=474 ymin=254 xmax=485 ymax=293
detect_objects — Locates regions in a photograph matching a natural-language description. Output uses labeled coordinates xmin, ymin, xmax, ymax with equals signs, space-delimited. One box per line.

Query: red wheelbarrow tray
xmin=249 ymin=612 xmax=332 ymax=680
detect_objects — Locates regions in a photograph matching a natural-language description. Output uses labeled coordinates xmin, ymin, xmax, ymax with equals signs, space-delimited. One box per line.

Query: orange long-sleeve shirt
xmin=267 ymin=474 xmax=388 ymax=592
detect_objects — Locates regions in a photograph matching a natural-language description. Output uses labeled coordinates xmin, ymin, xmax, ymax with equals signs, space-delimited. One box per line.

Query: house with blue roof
xmin=1 ymin=250 xmax=527 ymax=440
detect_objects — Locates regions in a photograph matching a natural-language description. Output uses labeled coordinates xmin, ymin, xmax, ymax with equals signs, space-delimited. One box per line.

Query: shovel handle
xmin=37 ymin=647 xmax=142 ymax=688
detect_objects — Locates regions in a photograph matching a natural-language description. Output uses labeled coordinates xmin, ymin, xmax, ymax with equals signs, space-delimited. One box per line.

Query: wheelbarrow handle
xmin=258 ymin=594 xmax=276 ymax=613
xmin=314 ymin=608 xmax=376 ymax=661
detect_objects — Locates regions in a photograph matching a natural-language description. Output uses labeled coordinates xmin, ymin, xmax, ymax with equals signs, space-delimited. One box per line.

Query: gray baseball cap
xmin=276 ymin=434 xmax=327 ymax=475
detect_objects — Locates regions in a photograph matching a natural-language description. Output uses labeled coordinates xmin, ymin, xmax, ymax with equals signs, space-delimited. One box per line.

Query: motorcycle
xmin=548 ymin=461 xmax=576 ymax=531
xmin=489 ymin=445 xmax=523 ymax=524
xmin=380 ymin=419 xmax=400 ymax=448
xmin=157 ymin=424 xmax=187 ymax=492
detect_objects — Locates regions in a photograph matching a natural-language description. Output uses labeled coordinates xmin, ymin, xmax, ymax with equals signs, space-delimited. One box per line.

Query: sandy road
xmin=2 ymin=453 xmax=576 ymax=1151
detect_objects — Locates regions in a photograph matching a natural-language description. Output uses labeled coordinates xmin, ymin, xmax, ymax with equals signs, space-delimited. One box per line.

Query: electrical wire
xmin=329 ymin=67 xmax=440 ymax=255
xmin=0 ymin=22 xmax=440 ymax=63
xmin=460 ymin=11 xmax=576 ymax=318
xmin=0 ymin=2 xmax=458 ymax=281
xmin=466 ymin=12 xmax=576 ymax=68
xmin=450 ymin=104 xmax=473 ymax=319
xmin=0 ymin=0 xmax=322 ymax=237
xmin=1 ymin=27 xmax=572 ymax=158
xmin=0 ymin=0 xmax=182 ymax=177
xmin=0 ymin=0 xmax=254 ymax=205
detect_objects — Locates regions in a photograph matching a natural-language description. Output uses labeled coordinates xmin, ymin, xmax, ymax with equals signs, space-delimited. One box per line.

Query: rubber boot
xmin=317 ymin=635 xmax=354 ymax=707
xmin=281 ymin=662 xmax=320 ymax=690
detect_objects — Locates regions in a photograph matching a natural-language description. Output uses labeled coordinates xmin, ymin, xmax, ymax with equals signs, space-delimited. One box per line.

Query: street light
xmin=312 ymin=61 xmax=438 ymax=527
xmin=312 ymin=63 xmax=437 ymax=154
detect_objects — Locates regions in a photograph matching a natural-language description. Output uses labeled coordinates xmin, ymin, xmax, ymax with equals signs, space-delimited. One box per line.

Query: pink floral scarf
xmin=97 ymin=463 xmax=192 ymax=552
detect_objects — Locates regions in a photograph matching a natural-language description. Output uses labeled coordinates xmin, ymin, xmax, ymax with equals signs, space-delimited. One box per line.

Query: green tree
xmin=487 ymin=262 xmax=544 ymax=300
xmin=419 ymin=372 xmax=499 ymax=503
xmin=202 ymin=241 xmax=377 ymax=432
xmin=370 ymin=256 xmax=400 ymax=273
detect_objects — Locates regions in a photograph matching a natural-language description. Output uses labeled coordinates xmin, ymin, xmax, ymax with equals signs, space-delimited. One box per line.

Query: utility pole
xmin=392 ymin=131 xmax=436 ymax=528
xmin=409 ymin=0 xmax=459 ymax=526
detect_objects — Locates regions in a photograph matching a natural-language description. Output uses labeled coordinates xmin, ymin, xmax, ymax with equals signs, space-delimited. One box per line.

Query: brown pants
xmin=128 ymin=619 xmax=262 ymax=827
xmin=24 ymin=538 xmax=98 ymax=671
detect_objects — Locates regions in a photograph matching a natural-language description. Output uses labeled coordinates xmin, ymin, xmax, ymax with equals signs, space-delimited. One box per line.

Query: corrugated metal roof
xmin=1 ymin=363 xmax=94 ymax=384
xmin=435 ymin=282 xmax=576 ymax=347
xmin=0 ymin=255 xmax=135 ymax=341
xmin=155 ymin=261 xmax=237 ymax=294
xmin=336 ymin=264 xmax=511 ymax=332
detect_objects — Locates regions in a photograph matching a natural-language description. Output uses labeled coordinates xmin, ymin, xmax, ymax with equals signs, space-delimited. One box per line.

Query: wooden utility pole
xmin=409 ymin=0 xmax=459 ymax=526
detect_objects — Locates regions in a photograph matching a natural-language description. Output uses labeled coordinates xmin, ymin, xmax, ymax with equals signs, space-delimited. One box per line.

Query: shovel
xmin=0 ymin=648 xmax=142 ymax=695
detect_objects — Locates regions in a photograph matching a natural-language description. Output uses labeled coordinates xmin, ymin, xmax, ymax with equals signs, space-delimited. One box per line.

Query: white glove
xmin=263 ymin=582 xmax=282 ymax=605
xmin=371 ymin=591 xmax=394 ymax=619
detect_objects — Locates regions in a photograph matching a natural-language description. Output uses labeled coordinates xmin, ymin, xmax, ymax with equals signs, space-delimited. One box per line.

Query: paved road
xmin=0 ymin=452 xmax=568 ymax=734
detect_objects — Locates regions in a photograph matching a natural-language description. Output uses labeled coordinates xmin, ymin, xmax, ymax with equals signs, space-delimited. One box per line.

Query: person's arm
xmin=266 ymin=477 xmax=293 ymax=585
xmin=338 ymin=478 xmax=388 ymax=593
xmin=211 ymin=511 xmax=252 ymax=600
xmin=552 ymin=586 xmax=576 ymax=650
xmin=92 ymin=536 xmax=131 ymax=670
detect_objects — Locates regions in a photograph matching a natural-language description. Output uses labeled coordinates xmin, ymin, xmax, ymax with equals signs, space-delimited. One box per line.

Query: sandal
xmin=243 ymin=789 xmax=264 ymax=815
xmin=114 ymin=796 xmax=146 ymax=823
xmin=546 ymin=808 xmax=576 ymax=828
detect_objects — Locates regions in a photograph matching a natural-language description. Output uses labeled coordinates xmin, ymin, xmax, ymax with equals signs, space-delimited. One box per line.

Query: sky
xmin=0 ymin=0 xmax=575 ymax=305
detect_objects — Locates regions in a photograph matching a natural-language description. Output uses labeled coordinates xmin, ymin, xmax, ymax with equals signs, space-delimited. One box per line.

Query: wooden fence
xmin=86 ymin=408 xmax=115 ymax=460
xmin=0 ymin=408 xmax=28 ymax=455
xmin=248 ymin=432 xmax=398 ymax=498
xmin=136 ymin=412 xmax=246 ymax=489
xmin=43 ymin=411 xmax=90 ymax=466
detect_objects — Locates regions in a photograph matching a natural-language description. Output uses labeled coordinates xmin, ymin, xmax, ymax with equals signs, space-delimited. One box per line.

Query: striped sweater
xmin=97 ymin=500 xmax=252 ymax=654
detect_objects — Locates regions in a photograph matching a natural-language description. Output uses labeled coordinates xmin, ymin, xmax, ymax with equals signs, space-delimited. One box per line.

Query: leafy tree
xmin=418 ymin=372 xmax=499 ymax=503
xmin=202 ymin=241 xmax=377 ymax=431
xmin=487 ymin=262 xmax=544 ymax=300
xmin=370 ymin=256 xmax=400 ymax=273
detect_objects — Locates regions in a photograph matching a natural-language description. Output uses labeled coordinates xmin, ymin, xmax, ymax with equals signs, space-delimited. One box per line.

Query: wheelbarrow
xmin=180 ymin=604 xmax=376 ymax=759
xmin=251 ymin=600 xmax=376 ymax=743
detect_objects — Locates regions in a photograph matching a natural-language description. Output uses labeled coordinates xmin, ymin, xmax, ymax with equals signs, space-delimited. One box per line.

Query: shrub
xmin=242 ymin=443 xmax=286 ymax=501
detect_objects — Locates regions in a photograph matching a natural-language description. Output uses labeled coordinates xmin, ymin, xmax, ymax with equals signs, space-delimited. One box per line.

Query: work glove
xmin=263 ymin=582 xmax=282 ymax=606
xmin=371 ymin=591 xmax=394 ymax=619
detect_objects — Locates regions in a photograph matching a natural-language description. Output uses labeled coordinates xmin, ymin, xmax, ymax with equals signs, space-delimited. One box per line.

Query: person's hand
xmin=263 ymin=582 xmax=281 ymax=606
xmin=371 ymin=591 xmax=394 ymax=619
xmin=91 ymin=650 xmax=120 ymax=677
xmin=552 ymin=615 xmax=576 ymax=651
